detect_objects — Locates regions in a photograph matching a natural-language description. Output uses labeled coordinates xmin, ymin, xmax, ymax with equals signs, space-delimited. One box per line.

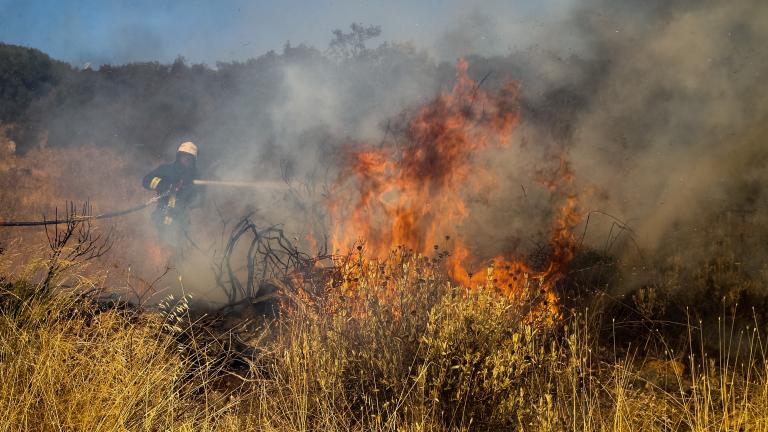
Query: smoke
xmin=565 ymin=0 xmax=768 ymax=264
xmin=426 ymin=0 xmax=767 ymax=277
xmin=4 ymin=0 xmax=767 ymax=302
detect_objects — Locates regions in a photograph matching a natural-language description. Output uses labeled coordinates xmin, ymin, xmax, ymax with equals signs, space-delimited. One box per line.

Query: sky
xmin=0 ymin=0 xmax=575 ymax=66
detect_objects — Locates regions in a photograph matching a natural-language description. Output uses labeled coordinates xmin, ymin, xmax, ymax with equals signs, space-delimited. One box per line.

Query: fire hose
xmin=0 ymin=192 xmax=170 ymax=227
xmin=0 ymin=179 xmax=287 ymax=227
xmin=191 ymin=179 xmax=288 ymax=189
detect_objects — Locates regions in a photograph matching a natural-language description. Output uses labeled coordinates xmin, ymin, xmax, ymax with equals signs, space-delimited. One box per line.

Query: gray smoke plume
xmin=5 ymin=0 xmax=766 ymax=302
xmin=126 ymin=0 xmax=768 ymax=299
xmin=566 ymin=1 xmax=768 ymax=265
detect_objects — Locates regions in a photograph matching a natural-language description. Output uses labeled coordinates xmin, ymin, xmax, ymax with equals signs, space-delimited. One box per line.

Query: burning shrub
xmin=244 ymin=248 xmax=565 ymax=430
xmin=328 ymin=59 xmax=581 ymax=321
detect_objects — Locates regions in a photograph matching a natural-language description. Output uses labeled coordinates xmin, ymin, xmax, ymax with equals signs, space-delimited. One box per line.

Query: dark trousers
xmin=151 ymin=207 xmax=190 ymax=260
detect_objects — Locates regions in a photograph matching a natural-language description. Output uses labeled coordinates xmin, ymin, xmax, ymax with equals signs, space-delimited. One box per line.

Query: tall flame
xmin=328 ymin=60 xmax=580 ymax=313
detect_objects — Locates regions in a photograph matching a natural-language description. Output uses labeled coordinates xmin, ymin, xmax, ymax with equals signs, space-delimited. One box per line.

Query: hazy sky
xmin=0 ymin=0 xmax=575 ymax=66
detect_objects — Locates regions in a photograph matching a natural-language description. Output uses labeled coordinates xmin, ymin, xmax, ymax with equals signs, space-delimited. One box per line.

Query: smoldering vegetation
xmin=0 ymin=0 xmax=767 ymax=307
xmin=1 ymin=1 xmax=768 ymax=430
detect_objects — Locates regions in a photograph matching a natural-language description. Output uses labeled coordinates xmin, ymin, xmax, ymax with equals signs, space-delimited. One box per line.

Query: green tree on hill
xmin=0 ymin=43 xmax=70 ymax=123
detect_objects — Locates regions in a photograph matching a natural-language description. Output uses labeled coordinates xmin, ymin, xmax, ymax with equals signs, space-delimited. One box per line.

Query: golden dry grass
xmin=1 ymin=246 xmax=768 ymax=431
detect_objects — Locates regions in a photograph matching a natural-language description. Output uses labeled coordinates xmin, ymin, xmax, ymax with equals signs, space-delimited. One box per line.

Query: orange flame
xmin=328 ymin=60 xmax=580 ymax=315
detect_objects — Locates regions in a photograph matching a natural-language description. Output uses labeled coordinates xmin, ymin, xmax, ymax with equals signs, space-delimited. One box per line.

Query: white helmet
xmin=177 ymin=141 xmax=198 ymax=158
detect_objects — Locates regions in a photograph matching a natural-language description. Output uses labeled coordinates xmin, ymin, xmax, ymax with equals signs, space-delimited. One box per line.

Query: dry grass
xmin=1 ymin=245 xmax=768 ymax=431
xmin=0 ymin=143 xmax=167 ymax=282
xmin=0 ymin=252 xmax=249 ymax=431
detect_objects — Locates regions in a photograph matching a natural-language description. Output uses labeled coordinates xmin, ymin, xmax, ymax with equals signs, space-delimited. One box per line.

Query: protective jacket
xmin=142 ymin=161 xmax=201 ymax=228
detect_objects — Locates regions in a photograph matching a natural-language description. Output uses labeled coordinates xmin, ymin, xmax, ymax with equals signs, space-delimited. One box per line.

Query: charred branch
xmin=41 ymin=201 xmax=114 ymax=296
xmin=214 ymin=214 xmax=332 ymax=308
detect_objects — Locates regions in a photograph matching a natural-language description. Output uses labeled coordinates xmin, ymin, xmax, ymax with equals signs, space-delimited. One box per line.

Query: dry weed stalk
xmin=0 ymin=239 xmax=768 ymax=430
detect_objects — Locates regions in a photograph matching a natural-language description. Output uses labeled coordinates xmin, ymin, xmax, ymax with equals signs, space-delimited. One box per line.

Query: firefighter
xmin=142 ymin=141 xmax=203 ymax=254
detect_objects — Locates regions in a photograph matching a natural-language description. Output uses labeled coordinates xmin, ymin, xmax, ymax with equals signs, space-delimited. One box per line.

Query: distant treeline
xmin=0 ymin=41 xmax=332 ymax=157
xmin=0 ymin=25 xmax=400 ymax=154
xmin=0 ymin=26 xmax=589 ymax=170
